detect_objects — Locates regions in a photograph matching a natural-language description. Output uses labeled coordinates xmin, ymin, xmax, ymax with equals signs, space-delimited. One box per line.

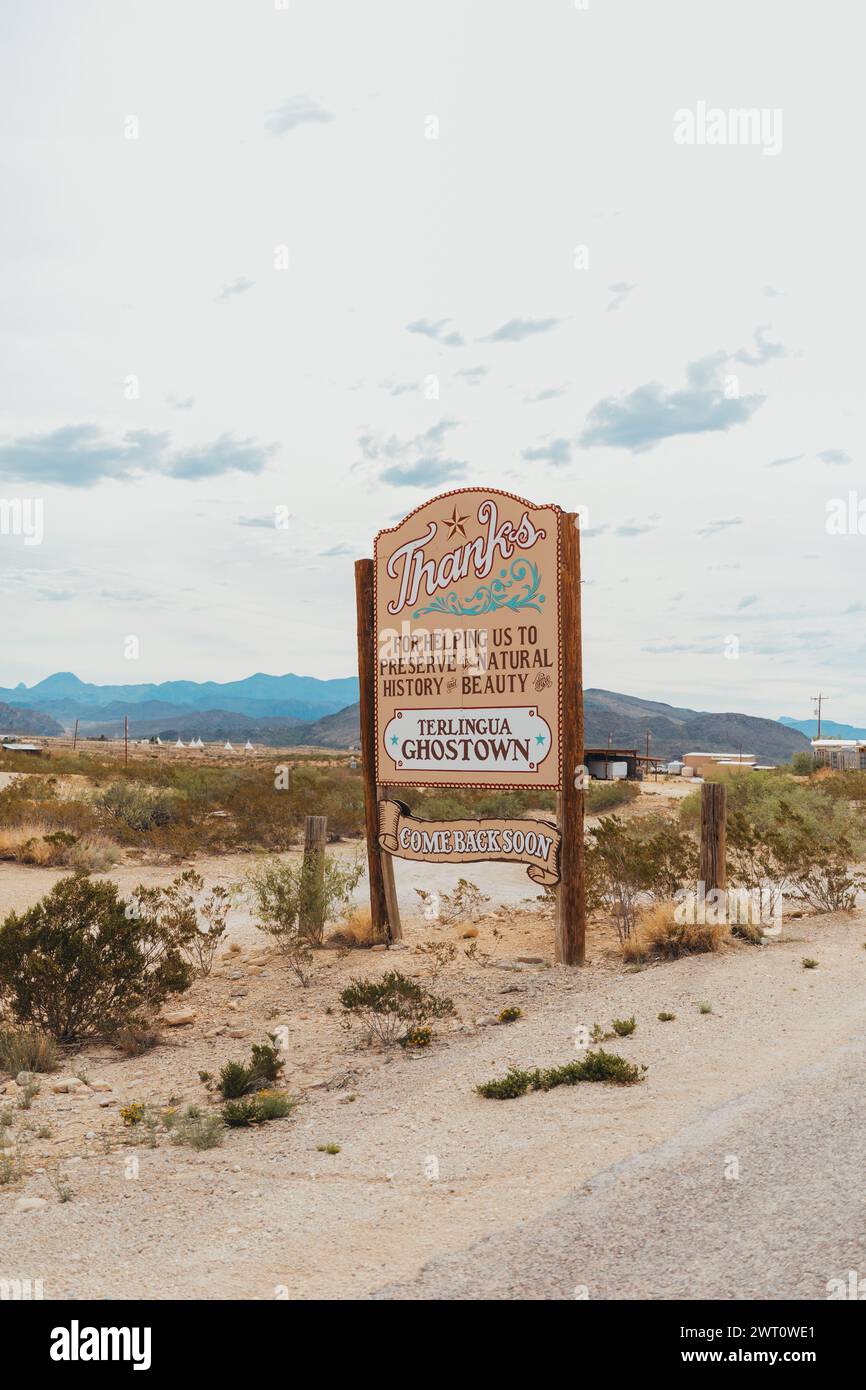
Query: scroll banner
xmin=378 ymin=798 xmax=561 ymax=887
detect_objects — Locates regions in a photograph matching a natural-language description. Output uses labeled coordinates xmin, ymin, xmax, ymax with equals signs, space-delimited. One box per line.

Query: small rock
xmin=50 ymin=1077 xmax=78 ymax=1094
xmin=16 ymin=1071 xmax=35 ymax=1086
xmin=2 ymin=1081 xmax=18 ymax=1095
xmin=90 ymin=1081 xmax=112 ymax=1093
xmin=370 ymin=944 xmax=388 ymax=953
xmin=227 ymin=1028 xmax=247 ymax=1039
xmin=162 ymin=1010 xmax=196 ymax=1027
xmin=15 ymin=1197 xmax=48 ymax=1213
xmin=474 ymin=1015 xmax=499 ymax=1027
xmin=516 ymin=955 xmax=545 ymax=964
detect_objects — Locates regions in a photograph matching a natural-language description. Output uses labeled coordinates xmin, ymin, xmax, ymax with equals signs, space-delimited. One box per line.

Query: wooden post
xmin=699 ymin=782 xmax=727 ymax=892
xmin=377 ymin=784 xmax=402 ymax=941
xmin=355 ymin=558 xmax=395 ymax=944
xmin=300 ymin=814 xmax=327 ymax=941
xmin=124 ymin=715 xmax=129 ymax=766
xmin=72 ymin=718 xmax=79 ymax=752
xmin=555 ymin=511 xmax=586 ymax=965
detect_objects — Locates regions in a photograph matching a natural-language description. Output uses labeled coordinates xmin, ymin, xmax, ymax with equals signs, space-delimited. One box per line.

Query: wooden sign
xmin=355 ymin=488 xmax=584 ymax=964
xmin=378 ymin=798 xmax=561 ymax=886
xmin=374 ymin=489 xmax=562 ymax=789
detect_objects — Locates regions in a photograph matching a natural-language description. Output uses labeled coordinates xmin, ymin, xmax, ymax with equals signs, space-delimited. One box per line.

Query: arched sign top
xmin=373 ymin=488 xmax=562 ymax=790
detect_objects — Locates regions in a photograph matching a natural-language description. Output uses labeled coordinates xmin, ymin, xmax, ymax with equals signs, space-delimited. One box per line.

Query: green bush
xmin=222 ymin=1091 xmax=294 ymax=1126
xmin=98 ymin=782 xmax=175 ymax=832
xmin=477 ymin=1049 xmax=647 ymax=1099
xmin=586 ymin=780 xmax=640 ymax=813
xmin=585 ymin=814 xmax=697 ymax=941
xmin=0 ymin=873 xmax=193 ymax=1042
xmin=218 ymin=1040 xmax=284 ymax=1098
xmin=340 ymin=970 xmax=455 ymax=1046
xmin=246 ymin=854 xmax=364 ymax=962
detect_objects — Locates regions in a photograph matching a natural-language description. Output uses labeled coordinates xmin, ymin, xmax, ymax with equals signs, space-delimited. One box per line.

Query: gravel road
xmin=376 ymin=1030 xmax=866 ymax=1300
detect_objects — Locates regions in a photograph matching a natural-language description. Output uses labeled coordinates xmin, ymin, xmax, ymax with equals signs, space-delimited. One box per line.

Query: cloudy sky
xmin=0 ymin=0 xmax=862 ymax=720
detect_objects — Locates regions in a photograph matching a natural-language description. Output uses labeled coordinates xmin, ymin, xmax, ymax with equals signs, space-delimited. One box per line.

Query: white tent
xmin=244 ymin=739 xmax=254 ymax=752
xmin=224 ymin=741 xmax=233 ymax=751
xmin=176 ymin=738 xmax=185 ymax=747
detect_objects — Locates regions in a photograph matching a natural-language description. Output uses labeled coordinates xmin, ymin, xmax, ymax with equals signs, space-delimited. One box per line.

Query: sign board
xmin=378 ymin=798 xmax=561 ymax=886
xmin=374 ymin=489 xmax=562 ymax=789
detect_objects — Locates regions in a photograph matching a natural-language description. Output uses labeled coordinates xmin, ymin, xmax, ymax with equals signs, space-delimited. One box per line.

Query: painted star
xmin=390 ymin=734 xmax=399 ymax=746
xmin=442 ymin=505 xmax=469 ymax=539
xmin=535 ymin=733 xmax=546 ymax=746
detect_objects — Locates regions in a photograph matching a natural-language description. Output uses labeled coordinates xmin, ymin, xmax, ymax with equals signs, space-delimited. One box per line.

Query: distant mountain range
xmin=0 ymin=671 xmax=359 ymax=725
xmin=0 ymin=673 xmax=812 ymax=762
xmin=0 ymin=702 xmax=64 ymax=737
xmin=779 ymin=716 xmax=866 ymax=741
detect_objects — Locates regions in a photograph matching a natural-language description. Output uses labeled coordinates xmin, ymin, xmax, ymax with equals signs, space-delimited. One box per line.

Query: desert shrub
xmin=611 ymin=1015 xmax=636 ymax=1036
xmin=222 ymin=1091 xmax=294 ymax=1126
xmin=404 ymin=788 xmax=556 ymax=821
xmin=339 ymin=970 xmax=455 ymax=1047
xmin=477 ymin=1049 xmax=646 ymax=1099
xmin=790 ymin=751 xmax=816 ymax=775
xmin=169 ymin=1105 xmax=225 ymax=1149
xmin=586 ymin=780 xmax=640 ymax=813
xmin=622 ymin=899 xmax=728 ymax=963
xmin=98 ymin=782 xmax=175 ymax=832
xmin=498 ymin=1006 xmax=522 ymax=1024
xmin=0 ymin=873 xmax=193 ymax=1042
xmin=246 ymin=854 xmax=363 ymax=979
xmin=689 ymin=775 xmax=866 ymax=913
xmin=326 ymin=905 xmax=374 ymax=949
xmin=114 ymin=1020 xmax=162 ymax=1056
xmin=414 ymin=878 xmax=490 ymax=926
xmin=132 ymin=870 xmax=229 ymax=978
xmin=0 ymin=1026 xmax=58 ymax=1075
xmin=217 ymin=1040 xmax=284 ymax=1098
xmin=586 ymin=815 xmax=697 ymax=941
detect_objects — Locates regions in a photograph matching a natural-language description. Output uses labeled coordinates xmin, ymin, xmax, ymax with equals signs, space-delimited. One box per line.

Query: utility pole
xmin=812 ymin=693 xmax=826 ymax=740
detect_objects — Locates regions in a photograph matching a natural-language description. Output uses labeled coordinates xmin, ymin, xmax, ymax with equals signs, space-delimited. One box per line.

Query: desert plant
xmin=586 ymin=815 xmax=697 ymax=942
xmin=317 ymin=1142 xmax=341 ymax=1154
xmin=222 ymin=1091 xmax=294 ymax=1126
xmin=17 ymin=1081 xmax=39 ymax=1110
xmin=98 ymin=782 xmax=174 ymax=832
xmin=697 ymin=1001 xmax=713 ymax=1014
xmin=414 ymin=940 xmax=458 ymax=981
xmin=339 ymin=970 xmax=455 ymax=1047
xmin=246 ymin=855 xmax=363 ymax=980
xmin=0 ymin=1027 xmax=58 ymax=1075
xmin=217 ymin=1040 xmax=284 ymax=1098
xmin=414 ymin=878 xmax=489 ymax=925
xmin=45 ymin=1162 xmax=74 ymax=1202
xmin=114 ymin=1020 xmax=162 ymax=1056
xmin=477 ymin=1049 xmax=647 ymax=1099
xmin=169 ymin=1105 xmax=225 ymax=1149
xmin=622 ymin=899 xmax=729 ymax=963
xmin=498 ymin=1006 xmax=522 ymax=1024
xmin=658 ymin=1011 xmax=676 ymax=1022
xmin=611 ymin=1015 xmax=636 ymax=1037
xmin=802 ymin=957 xmax=819 ymax=970
xmin=0 ymin=873 xmax=193 ymax=1042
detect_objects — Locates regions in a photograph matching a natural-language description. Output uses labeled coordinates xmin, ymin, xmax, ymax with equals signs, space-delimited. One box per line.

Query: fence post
xmin=699 ymin=782 xmax=727 ymax=893
xmin=300 ymin=814 xmax=328 ymax=941
xmin=555 ymin=511 xmax=586 ymax=965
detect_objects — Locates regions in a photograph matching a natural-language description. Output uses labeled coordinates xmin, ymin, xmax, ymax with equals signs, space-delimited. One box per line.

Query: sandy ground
xmin=2 ymin=831 xmax=865 ymax=1299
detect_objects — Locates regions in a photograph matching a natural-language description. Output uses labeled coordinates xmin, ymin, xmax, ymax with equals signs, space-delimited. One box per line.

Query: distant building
xmin=1 ymin=741 xmax=40 ymax=755
xmin=812 ymin=738 xmax=866 ymax=770
xmin=683 ymin=751 xmax=756 ymax=777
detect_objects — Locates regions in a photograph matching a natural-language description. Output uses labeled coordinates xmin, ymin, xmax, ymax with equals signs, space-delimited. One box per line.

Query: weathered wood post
xmin=555 ymin=511 xmax=586 ymax=965
xmin=300 ymin=814 xmax=327 ymax=941
xmin=354 ymin=558 xmax=401 ymax=944
xmin=699 ymin=781 xmax=727 ymax=893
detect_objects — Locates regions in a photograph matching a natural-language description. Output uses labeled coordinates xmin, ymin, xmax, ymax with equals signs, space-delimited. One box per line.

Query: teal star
xmin=535 ymin=733 xmax=546 ymax=746
xmin=390 ymin=734 xmax=399 ymax=746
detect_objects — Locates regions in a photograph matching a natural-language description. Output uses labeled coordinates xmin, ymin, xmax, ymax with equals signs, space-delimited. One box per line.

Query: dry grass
xmin=0 ymin=1026 xmax=60 ymax=1075
xmin=325 ymin=905 xmax=375 ymax=949
xmin=457 ymin=923 xmax=479 ymax=939
xmin=622 ymin=899 xmax=730 ymax=963
xmin=0 ymin=823 xmax=118 ymax=869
